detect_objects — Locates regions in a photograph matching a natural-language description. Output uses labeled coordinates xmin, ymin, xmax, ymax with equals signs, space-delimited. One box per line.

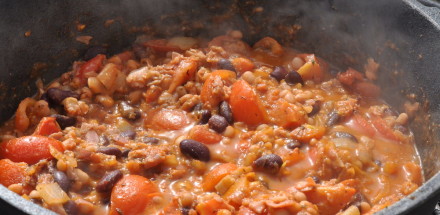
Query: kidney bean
xmin=84 ymin=46 xmax=107 ymax=61
xmin=53 ymin=170 xmax=70 ymax=192
xmin=96 ymin=170 xmax=123 ymax=192
xmin=46 ymin=88 xmax=80 ymax=105
xmin=217 ymin=58 xmax=236 ymax=72
xmin=51 ymin=114 xmax=76 ymax=129
xmin=334 ymin=131 xmax=358 ymax=143
xmin=219 ymin=101 xmax=233 ymax=124
xmin=253 ymin=154 xmax=283 ymax=174
xmin=326 ymin=111 xmax=340 ymax=127
xmin=141 ymin=136 xmax=160 ymax=145
xmin=64 ymin=200 xmax=79 ymax=215
xmin=118 ymin=101 xmax=141 ymax=121
xmin=270 ymin=66 xmax=288 ymax=81
xmin=285 ymin=70 xmax=304 ymax=85
xmin=285 ymin=139 xmax=301 ymax=149
xmin=97 ymin=147 xmax=122 ymax=158
xmin=208 ymin=115 xmax=228 ymax=133
xmin=199 ymin=109 xmax=211 ymax=125
xmin=308 ymin=101 xmax=321 ymax=117
xmin=179 ymin=139 xmax=210 ymax=162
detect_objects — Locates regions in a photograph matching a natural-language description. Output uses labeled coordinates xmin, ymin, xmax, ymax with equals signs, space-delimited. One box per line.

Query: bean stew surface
xmin=0 ymin=32 xmax=422 ymax=215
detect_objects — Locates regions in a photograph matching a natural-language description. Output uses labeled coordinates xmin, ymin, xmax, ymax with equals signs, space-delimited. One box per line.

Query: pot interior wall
xmin=0 ymin=0 xmax=439 ymax=214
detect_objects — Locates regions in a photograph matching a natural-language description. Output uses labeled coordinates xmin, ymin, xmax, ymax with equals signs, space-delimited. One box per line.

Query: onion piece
xmin=36 ymin=183 xmax=70 ymax=205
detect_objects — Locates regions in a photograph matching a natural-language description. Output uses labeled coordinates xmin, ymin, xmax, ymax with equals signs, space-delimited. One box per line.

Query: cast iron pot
xmin=0 ymin=0 xmax=439 ymax=214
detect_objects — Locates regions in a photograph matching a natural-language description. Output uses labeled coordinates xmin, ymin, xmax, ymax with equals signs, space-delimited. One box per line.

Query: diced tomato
xmin=229 ymin=80 xmax=267 ymax=126
xmin=353 ymin=81 xmax=381 ymax=98
xmin=33 ymin=117 xmax=61 ymax=136
xmin=0 ymin=159 xmax=26 ymax=187
xmin=76 ymin=54 xmax=106 ymax=84
xmin=371 ymin=115 xmax=399 ymax=141
xmin=271 ymin=99 xmax=307 ymax=129
xmin=168 ymin=59 xmax=198 ymax=93
xmin=143 ymin=39 xmax=182 ymax=52
xmin=337 ymin=68 xmax=364 ymax=86
xmin=303 ymin=179 xmax=357 ymax=215
xmin=352 ymin=114 xmax=376 ymax=137
xmin=231 ymin=57 xmax=255 ymax=74
xmin=290 ymin=124 xmax=325 ymax=143
xmin=110 ymin=175 xmax=161 ymax=215
xmin=149 ymin=109 xmax=189 ymax=130
xmin=196 ymin=198 xmax=233 ymax=215
xmin=189 ymin=125 xmax=222 ymax=145
xmin=202 ymin=163 xmax=238 ymax=191
xmin=200 ymin=70 xmax=236 ymax=108
xmin=0 ymin=135 xmax=65 ymax=164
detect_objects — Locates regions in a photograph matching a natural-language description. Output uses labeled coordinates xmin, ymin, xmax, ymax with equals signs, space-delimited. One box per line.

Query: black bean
xmin=141 ymin=136 xmax=160 ymax=145
xmin=208 ymin=115 xmax=228 ymax=133
xmin=219 ymin=101 xmax=233 ymax=124
xmin=97 ymin=147 xmax=122 ymax=158
xmin=270 ymin=66 xmax=288 ymax=81
xmin=118 ymin=101 xmax=141 ymax=121
xmin=121 ymin=149 xmax=130 ymax=158
xmin=64 ymin=200 xmax=79 ymax=215
xmin=199 ymin=110 xmax=211 ymax=125
xmin=40 ymin=92 xmax=49 ymax=103
xmin=334 ymin=131 xmax=358 ymax=143
xmin=179 ymin=139 xmax=210 ymax=162
xmin=51 ymin=114 xmax=77 ymax=129
xmin=326 ymin=111 xmax=340 ymax=127
xmin=181 ymin=207 xmax=191 ymax=215
xmin=46 ymin=88 xmax=80 ymax=105
xmin=217 ymin=58 xmax=236 ymax=72
xmin=285 ymin=70 xmax=304 ymax=85
xmin=285 ymin=139 xmax=301 ymax=149
xmin=192 ymin=103 xmax=203 ymax=112
xmin=96 ymin=170 xmax=123 ymax=192
xmin=83 ymin=46 xmax=107 ymax=61
xmin=120 ymin=130 xmax=136 ymax=140
xmin=311 ymin=176 xmax=321 ymax=184
xmin=53 ymin=170 xmax=70 ymax=192
xmin=308 ymin=101 xmax=321 ymax=117
xmin=253 ymin=154 xmax=283 ymax=174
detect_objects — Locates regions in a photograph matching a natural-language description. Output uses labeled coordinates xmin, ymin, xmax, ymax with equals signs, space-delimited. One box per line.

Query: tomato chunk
xmin=110 ymin=175 xmax=161 ymax=215
xmin=200 ymin=70 xmax=236 ymax=108
xmin=229 ymin=80 xmax=267 ymax=126
xmin=149 ymin=109 xmax=189 ymax=130
xmin=0 ymin=159 xmax=26 ymax=187
xmin=33 ymin=117 xmax=61 ymax=136
xmin=202 ymin=163 xmax=238 ymax=191
xmin=0 ymin=135 xmax=65 ymax=164
xmin=76 ymin=54 xmax=106 ymax=84
xmin=189 ymin=125 xmax=222 ymax=145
